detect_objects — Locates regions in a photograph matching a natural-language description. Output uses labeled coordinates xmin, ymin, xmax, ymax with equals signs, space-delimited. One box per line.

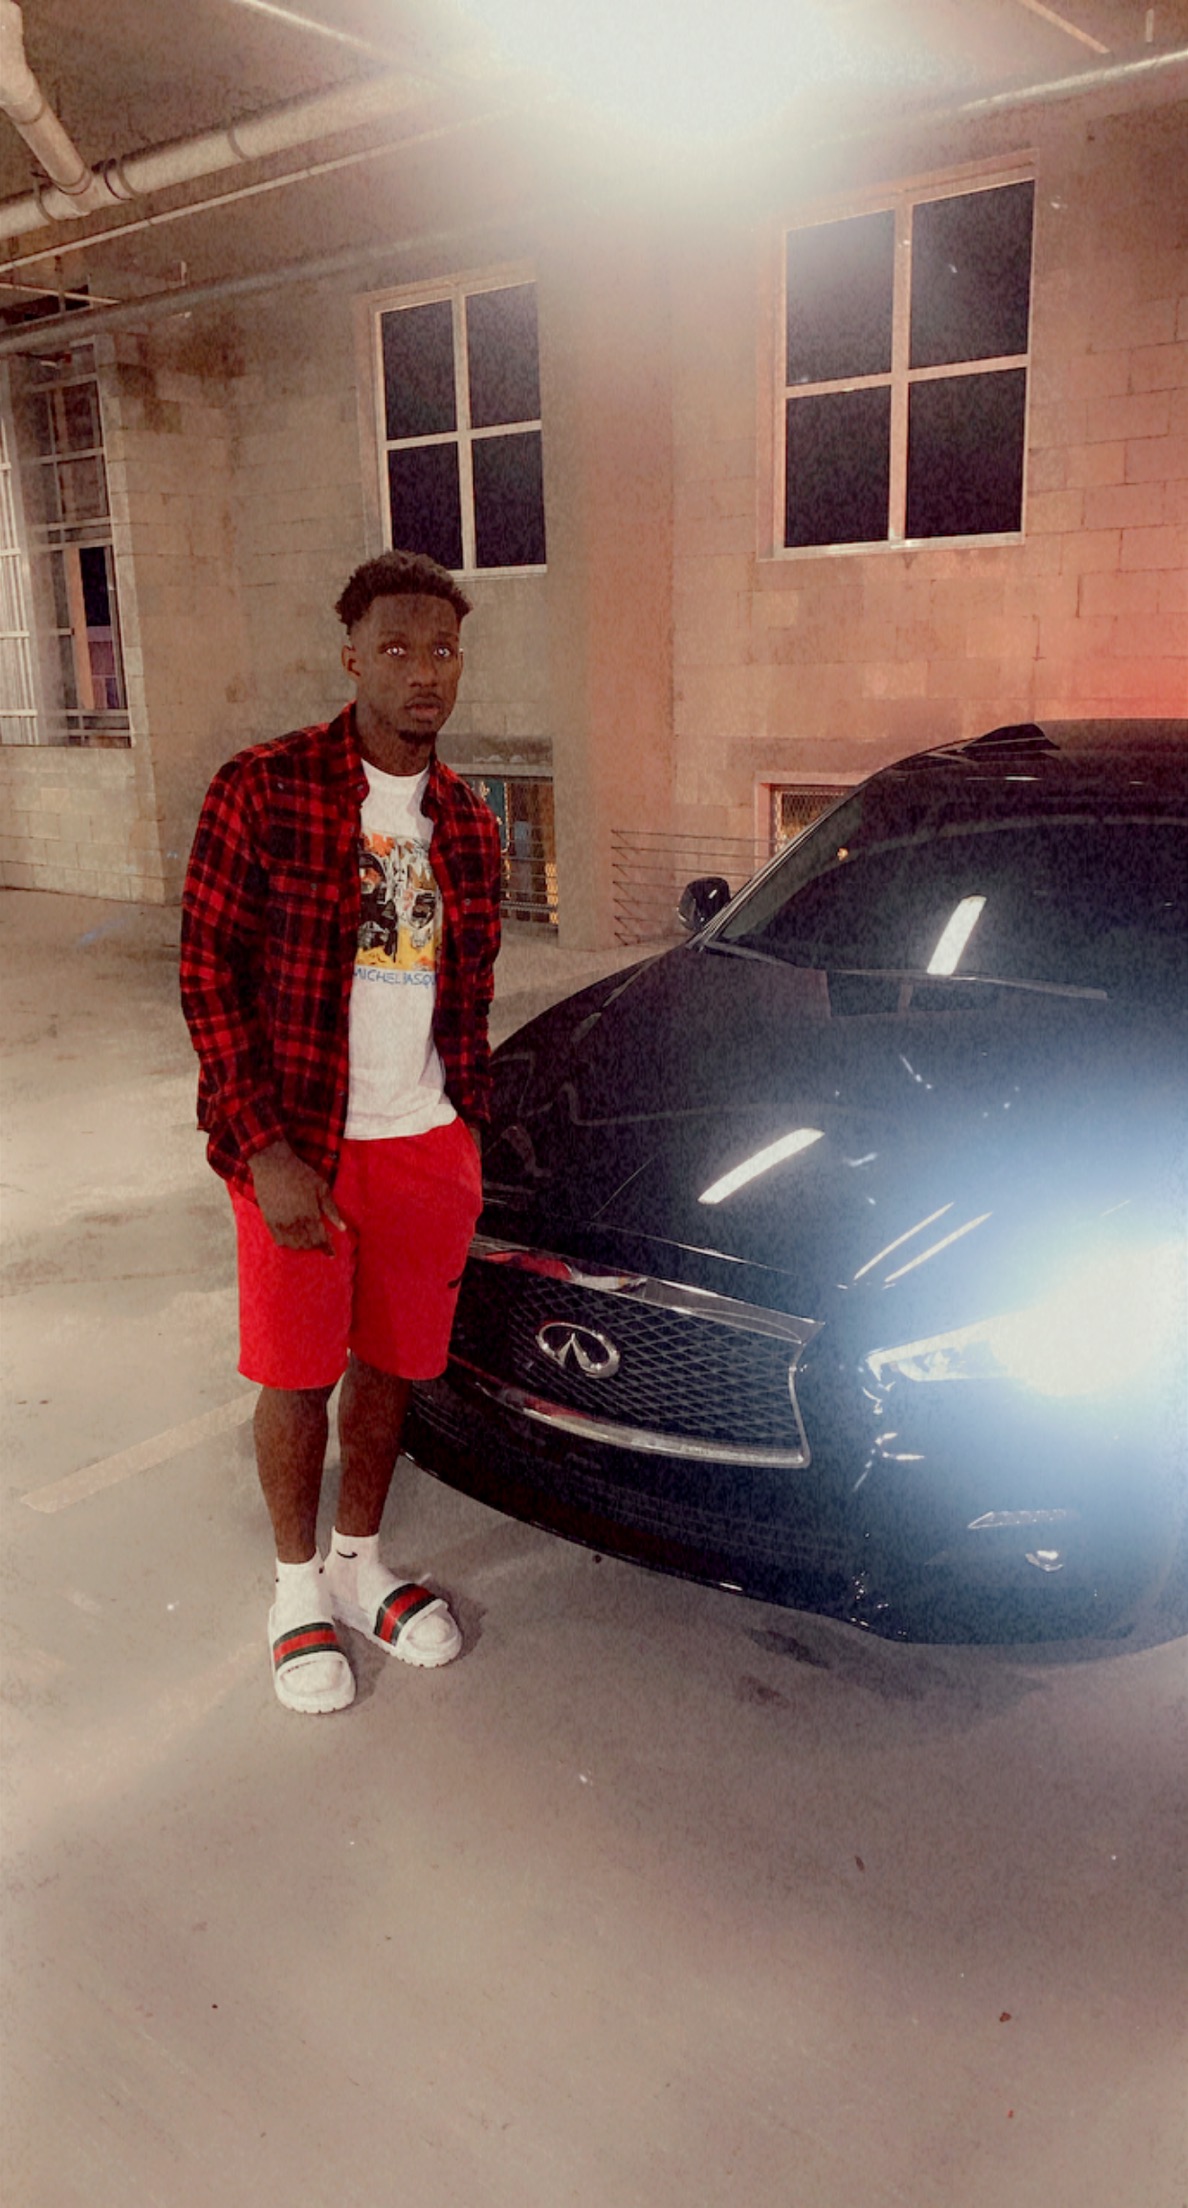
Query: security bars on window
xmin=2 ymin=345 xmax=130 ymax=746
xmin=0 ymin=408 xmax=38 ymax=745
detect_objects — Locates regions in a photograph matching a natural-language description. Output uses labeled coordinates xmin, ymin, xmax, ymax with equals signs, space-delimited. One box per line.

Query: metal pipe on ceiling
xmin=0 ymin=218 xmax=511 ymax=356
xmin=0 ymin=0 xmax=111 ymax=213
xmin=0 ymin=38 xmax=435 ymax=240
xmin=0 ymin=99 xmax=528 ymax=279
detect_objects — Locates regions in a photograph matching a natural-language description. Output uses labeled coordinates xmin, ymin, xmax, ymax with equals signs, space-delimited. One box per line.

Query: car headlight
xmin=867 ymin=1241 xmax=1186 ymax=1401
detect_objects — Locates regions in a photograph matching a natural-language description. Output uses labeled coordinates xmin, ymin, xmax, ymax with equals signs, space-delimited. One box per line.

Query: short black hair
xmin=334 ymin=550 xmax=472 ymax=632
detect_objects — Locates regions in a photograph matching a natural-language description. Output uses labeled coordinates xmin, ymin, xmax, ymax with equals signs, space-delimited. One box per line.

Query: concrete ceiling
xmin=0 ymin=0 xmax=1185 ymax=317
xmin=0 ymin=0 xmax=468 ymax=189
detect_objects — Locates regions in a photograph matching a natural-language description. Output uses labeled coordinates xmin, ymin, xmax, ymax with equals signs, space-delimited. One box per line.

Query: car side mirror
xmin=678 ymin=876 xmax=732 ymax=934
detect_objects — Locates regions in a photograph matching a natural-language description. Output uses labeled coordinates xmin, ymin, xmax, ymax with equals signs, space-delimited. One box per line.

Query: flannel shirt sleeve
xmin=472 ymin=804 xmax=503 ymax=1103
xmin=179 ymin=758 xmax=288 ymax=1165
xmin=440 ymin=789 xmax=503 ymax=1127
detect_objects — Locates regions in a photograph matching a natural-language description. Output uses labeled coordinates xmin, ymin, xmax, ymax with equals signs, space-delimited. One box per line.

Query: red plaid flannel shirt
xmin=180 ymin=705 xmax=502 ymax=1193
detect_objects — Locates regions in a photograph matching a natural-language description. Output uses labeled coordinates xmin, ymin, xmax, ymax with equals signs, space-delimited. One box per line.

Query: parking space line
xmin=21 ymin=1393 xmax=257 ymax=1515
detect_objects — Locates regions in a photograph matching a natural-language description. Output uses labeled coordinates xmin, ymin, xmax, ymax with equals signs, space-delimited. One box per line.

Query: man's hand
xmin=250 ymin=1140 xmax=346 ymax=1254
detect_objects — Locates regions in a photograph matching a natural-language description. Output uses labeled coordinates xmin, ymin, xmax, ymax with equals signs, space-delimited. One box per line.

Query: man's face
xmin=341 ymin=592 xmax=463 ymax=744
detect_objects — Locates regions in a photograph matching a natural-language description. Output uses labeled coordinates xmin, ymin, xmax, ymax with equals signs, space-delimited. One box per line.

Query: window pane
xmin=473 ymin=431 xmax=546 ymax=568
xmin=57 ymin=628 xmax=79 ymax=712
xmin=23 ymin=460 xmax=63 ymax=530
xmin=387 ymin=443 xmax=462 ymax=570
xmin=49 ymin=548 xmax=71 ymax=628
xmin=52 ymin=384 xmax=102 ymax=454
xmin=772 ymin=785 xmax=850 ymax=851
xmin=56 ymin=454 xmax=108 ymax=525
xmin=79 ymin=542 xmax=112 ymax=627
xmin=381 ymin=300 xmax=456 ymax=440
xmin=80 ymin=544 xmax=125 ymax=710
xmin=910 ymin=183 xmax=1034 ymax=369
xmin=786 ymin=210 xmax=895 ymax=384
xmin=906 ymin=368 xmax=1026 ymax=538
xmin=467 ymin=285 xmax=541 ymax=429
xmin=785 ymin=387 xmax=891 ymax=548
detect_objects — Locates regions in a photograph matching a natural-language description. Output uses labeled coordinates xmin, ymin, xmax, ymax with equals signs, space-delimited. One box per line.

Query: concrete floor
xmin=2 ymin=887 xmax=1185 ymax=2208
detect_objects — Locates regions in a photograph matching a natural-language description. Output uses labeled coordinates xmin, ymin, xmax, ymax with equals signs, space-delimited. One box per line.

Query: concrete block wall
xmin=668 ymin=89 xmax=1188 ymax=852
xmin=0 ymin=741 xmax=163 ymax=901
xmin=229 ymin=284 xmax=368 ymax=748
xmin=102 ymin=324 xmax=256 ymax=901
xmin=440 ymin=573 xmax=551 ymax=770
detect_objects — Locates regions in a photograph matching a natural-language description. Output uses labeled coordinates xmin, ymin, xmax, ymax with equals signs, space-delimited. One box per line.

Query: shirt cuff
xmin=223 ymin=1096 xmax=289 ymax=1163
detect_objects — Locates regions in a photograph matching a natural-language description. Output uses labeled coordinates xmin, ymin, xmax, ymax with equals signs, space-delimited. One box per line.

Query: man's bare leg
xmin=326 ymin=1354 xmax=461 ymax=1665
xmin=255 ymin=1381 xmax=354 ymax=1711
xmin=253 ymin=1383 xmax=334 ymax=1560
xmin=336 ymin=1355 xmax=412 ymax=1535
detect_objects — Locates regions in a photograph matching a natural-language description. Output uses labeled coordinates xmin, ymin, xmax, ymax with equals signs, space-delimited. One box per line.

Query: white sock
xmin=272 ymin=1553 xmax=331 ymax=1631
xmin=329 ymin=1530 xmax=390 ymax=1615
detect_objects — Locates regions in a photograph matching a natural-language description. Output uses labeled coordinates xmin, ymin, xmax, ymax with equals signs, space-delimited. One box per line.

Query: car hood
xmin=483 ymin=945 xmax=1186 ymax=1340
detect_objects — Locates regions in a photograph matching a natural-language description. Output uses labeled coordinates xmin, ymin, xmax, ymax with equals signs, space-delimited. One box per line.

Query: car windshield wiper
xmin=704 ymin=943 xmax=1109 ymax=1000
xmin=698 ymin=939 xmax=791 ymax=969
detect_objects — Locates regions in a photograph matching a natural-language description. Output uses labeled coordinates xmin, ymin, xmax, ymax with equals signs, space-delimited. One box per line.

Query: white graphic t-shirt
xmin=344 ymin=761 xmax=457 ymax=1139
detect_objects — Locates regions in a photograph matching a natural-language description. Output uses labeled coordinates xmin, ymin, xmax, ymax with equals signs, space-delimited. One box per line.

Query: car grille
xmin=449 ymin=1241 xmax=818 ymax=1466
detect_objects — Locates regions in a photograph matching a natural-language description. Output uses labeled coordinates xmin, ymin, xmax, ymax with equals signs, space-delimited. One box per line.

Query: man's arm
xmin=180 ymin=761 xmax=344 ymax=1252
xmin=180 ymin=758 xmax=287 ymax=1161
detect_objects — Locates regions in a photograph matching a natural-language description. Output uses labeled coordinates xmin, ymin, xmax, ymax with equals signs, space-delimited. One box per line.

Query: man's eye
xmin=383 ymin=643 xmax=407 ymax=658
xmin=433 ymin=645 xmax=457 ymax=661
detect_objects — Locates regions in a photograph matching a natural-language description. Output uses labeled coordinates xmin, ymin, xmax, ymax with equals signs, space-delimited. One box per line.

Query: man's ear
xmin=341 ymin=637 xmax=358 ymax=681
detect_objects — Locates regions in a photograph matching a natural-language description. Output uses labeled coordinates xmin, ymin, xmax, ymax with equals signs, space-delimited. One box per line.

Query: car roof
xmin=891 ymin=717 xmax=1188 ymax=782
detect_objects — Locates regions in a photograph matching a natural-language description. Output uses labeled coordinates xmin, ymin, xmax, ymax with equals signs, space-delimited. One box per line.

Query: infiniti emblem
xmin=535 ymin=1322 xmax=621 ymax=1378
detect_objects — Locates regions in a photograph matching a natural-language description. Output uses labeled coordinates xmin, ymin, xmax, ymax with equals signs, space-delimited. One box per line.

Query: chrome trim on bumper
xmin=453 ymin=1360 xmax=813 ymax=1469
xmin=469 ymin=1235 xmax=821 ymax=1351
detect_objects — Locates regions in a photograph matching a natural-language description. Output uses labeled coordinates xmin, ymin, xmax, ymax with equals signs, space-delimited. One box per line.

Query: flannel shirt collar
xmin=333 ymin=702 xmax=368 ymax=810
xmin=337 ymin=701 xmax=458 ymax=825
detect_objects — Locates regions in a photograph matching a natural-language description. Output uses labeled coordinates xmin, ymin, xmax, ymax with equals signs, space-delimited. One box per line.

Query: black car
xmin=407 ymin=720 xmax=1188 ymax=1640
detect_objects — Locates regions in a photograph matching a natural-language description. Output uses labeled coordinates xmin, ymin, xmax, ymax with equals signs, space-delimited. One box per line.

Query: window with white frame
xmin=781 ymin=176 xmax=1035 ymax=552
xmin=2 ymin=343 xmax=130 ymax=745
xmin=376 ymin=276 xmax=546 ymax=573
xmin=0 ymin=407 xmax=38 ymax=745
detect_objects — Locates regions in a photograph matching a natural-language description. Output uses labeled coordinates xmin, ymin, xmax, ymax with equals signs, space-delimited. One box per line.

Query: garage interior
xmin=2 ymin=3 xmax=1187 ymax=2203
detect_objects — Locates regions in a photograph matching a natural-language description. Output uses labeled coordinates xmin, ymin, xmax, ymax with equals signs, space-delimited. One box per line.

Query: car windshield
xmin=714 ymin=783 xmax=1188 ymax=1004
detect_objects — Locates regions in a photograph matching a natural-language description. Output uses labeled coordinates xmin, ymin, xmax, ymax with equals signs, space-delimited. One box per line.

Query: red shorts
xmin=231 ymin=1118 xmax=483 ymax=1390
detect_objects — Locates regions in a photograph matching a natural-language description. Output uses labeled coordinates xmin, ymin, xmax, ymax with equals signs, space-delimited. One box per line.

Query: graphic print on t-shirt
xmin=355 ymin=831 xmax=441 ymax=984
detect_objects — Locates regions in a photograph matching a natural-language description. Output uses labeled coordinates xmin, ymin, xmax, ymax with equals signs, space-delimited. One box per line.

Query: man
xmin=181 ymin=550 xmax=501 ymax=1714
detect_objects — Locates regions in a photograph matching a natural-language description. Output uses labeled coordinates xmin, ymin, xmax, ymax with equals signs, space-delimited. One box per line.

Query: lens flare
xmin=868 ymin=1241 xmax=1187 ymax=1400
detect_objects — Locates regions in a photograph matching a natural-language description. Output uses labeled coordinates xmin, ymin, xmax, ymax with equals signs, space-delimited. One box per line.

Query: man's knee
xmin=344 ymin=1355 xmax=411 ymax=1402
xmin=256 ymin=1381 xmax=335 ymax=1419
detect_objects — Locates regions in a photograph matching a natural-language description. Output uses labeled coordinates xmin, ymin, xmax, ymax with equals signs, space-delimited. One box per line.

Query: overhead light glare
xmin=884 ymin=1212 xmax=992 ymax=1283
xmin=853 ymin=1204 xmax=952 ymax=1281
xmin=699 ymin=1128 xmax=823 ymax=1205
xmin=927 ymin=895 xmax=986 ymax=976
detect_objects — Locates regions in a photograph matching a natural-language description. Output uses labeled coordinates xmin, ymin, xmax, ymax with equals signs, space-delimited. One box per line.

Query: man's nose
xmin=406 ymin=647 xmax=442 ymax=680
